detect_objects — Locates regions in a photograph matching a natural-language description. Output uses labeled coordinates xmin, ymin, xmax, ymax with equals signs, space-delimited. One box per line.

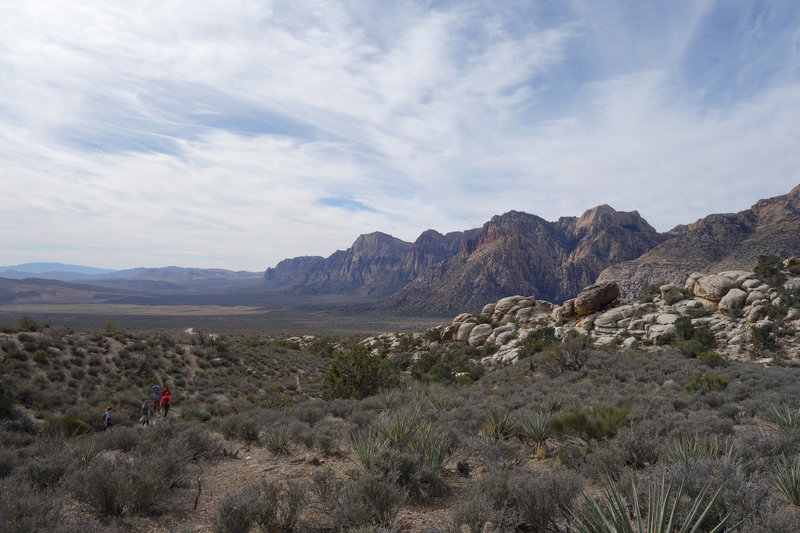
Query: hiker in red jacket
xmin=161 ymin=386 xmax=172 ymax=417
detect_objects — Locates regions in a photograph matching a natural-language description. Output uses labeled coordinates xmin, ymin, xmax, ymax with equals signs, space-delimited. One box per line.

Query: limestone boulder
xmin=646 ymin=324 xmax=676 ymax=343
xmin=481 ymin=303 xmax=496 ymax=315
xmin=719 ymin=288 xmax=747 ymax=312
xmin=574 ymin=282 xmax=620 ymax=316
xmin=468 ymin=324 xmax=493 ymax=347
xmin=455 ymin=322 xmax=477 ymax=343
xmin=684 ymin=272 xmax=704 ymax=293
xmin=453 ymin=313 xmax=473 ymax=324
xmin=693 ymin=274 xmax=735 ymax=301
xmin=441 ymin=324 xmax=460 ymax=342
xmin=495 ymin=296 xmax=524 ymax=314
xmin=495 ymin=330 xmax=516 ymax=346
xmin=561 ymin=299 xmax=576 ymax=317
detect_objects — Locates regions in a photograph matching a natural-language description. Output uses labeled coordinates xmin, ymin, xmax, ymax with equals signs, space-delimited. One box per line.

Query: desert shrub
xmin=312 ymin=468 xmax=403 ymax=529
xmin=42 ymin=413 xmax=92 ymax=439
xmin=0 ymin=479 xmax=67 ymax=532
xmin=69 ymin=444 xmax=189 ymax=518
xmin=105 ymin=426 xmax=141 ymax=452
xmin=674 ymin=316 xmax=715 ymax=357
xmin=18 ymin=315 xmax=39 ymax=332
xmin=322 ymin=346 xmax=399 ymax=400
xmin=754 ymin=254 xmax=786 ymax=288
xmin=684 ymin=373 xmax=729 ymax=394
xmin=0 ymin=378 xmax=14 ymax=417
xmin=752 ymin=323 xmax=777 ymax=349
xmin=636 ymin=283 xmax=662 ymax=303
xmin=517 ymin=326 xmax=558 ymax=358
xmin=508 ymin=469 xmax=581 ymax=530
xmin=698 ymin=350 xmax=727 ymax=367
xmin=664 ymin=456 xmax=771 ymax=527
xmin=550 ymin=405 xmax=630 ymax=440
xmin=531 ymin=331 xmax=592 ymax=375
xmin=215 ymin=483 xmax=259 ymax=533
xmin=26 ymin=448 xmax=74 ymax=490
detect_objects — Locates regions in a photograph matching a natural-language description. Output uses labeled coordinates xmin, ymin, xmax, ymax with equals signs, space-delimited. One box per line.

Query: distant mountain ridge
xmin=4 ymin=185 xmax=800 ymax=316
xmin=260 ymin=185 xmax=800 ymax=315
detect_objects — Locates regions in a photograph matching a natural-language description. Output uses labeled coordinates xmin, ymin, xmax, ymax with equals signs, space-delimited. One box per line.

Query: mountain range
xmin=3 ymin=184 xmax=799 ymax=315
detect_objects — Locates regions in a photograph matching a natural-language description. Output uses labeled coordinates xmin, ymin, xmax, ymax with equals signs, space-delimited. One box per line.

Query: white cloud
xmin=0 ymin=1 xmax=799 ymax=270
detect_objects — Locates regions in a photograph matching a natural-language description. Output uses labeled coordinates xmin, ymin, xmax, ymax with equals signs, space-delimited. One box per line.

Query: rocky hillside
xmin=389 ymin=257 xmax=800 ymax=368
xmin=597 ymin=184 xmax=800 ymax=299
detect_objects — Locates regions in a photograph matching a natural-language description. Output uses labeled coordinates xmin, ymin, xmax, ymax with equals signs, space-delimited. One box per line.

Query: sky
xmin=1 ymin=1 xmax=799 ymax=272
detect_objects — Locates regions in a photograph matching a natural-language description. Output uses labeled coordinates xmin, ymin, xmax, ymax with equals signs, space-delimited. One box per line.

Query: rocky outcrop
xmin=414 ymin=262 xmax=800 ymax=367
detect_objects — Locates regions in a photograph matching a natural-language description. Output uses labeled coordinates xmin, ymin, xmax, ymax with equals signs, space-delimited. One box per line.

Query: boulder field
xmin=363 ymin=258 xmax=800 ymax=368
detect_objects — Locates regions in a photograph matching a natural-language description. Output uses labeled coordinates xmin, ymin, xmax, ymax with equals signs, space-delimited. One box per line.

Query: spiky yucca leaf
xmin=571 ymin=475 xmax=730 ymax=533
xmin=484 ymin=408 xmax=518 ymax=440
xmin=773 ymin=455 xmax=800 ymax=506
xmin=766 ymin=404 xmax=800 ymax=429
xmin=519 ymin=413 xmax=552 ymax=445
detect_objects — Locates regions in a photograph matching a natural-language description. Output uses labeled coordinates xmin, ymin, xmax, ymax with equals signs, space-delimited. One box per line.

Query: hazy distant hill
xmin=0 ymin=263 xmax=117 ymax=280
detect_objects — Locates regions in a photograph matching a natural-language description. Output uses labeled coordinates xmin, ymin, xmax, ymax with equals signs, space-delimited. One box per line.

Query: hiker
xmin=104 ymin=406 xmax=112 ymax=430
xmin=140 ymin=400 xmax=151 ymax=427
xmin=152 ymin=384 xmax=162 ymax=413
xmin=161 ymin=386 xmax=172 ymax=417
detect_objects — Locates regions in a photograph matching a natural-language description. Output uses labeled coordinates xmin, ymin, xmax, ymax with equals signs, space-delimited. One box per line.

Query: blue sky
xmin=1 ymin=1 xmax=799 ymax=271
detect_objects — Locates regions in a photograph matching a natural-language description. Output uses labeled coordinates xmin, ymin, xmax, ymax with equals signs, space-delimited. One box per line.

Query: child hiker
xmin=140 ymin=400 xmax=151 ymax=427
xmin=104 ymin=406 xmax=112 ymax=430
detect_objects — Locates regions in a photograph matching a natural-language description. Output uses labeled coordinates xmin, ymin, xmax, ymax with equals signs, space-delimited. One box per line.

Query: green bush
xmin=697 ymin=351 xmax=727 ymax=367
xmin=684 ymin=373 xmax=729 ymax=394
xmin=517 ymin=327 xmax=558 ymax=359
xmin=550 ymin=405 xmax=630 ymax=440
xmin=322 ymin=346 xmax=399 ymax=400
xmin=754 ymin=254 xmax=786 ymax=288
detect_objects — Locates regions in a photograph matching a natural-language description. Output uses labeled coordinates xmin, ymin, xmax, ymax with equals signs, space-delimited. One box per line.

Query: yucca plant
xmin=377 ymin=388 xmax=401 ymax=410
xmin=264 ymin=428 xmax=291 ymax=455
xmin=428 ymin=384 xmax=458 ymax=411
xmin=772 ymin=455 xmax=800 ymax=506
xmin=664 ymin=434 xmax=735 ymax=465
xmin=349 ymin=427 xmax=383 ymax=469
xmin=484 ymin=408 xmax=519 ymax=440
xmin=571 ymin=475 xmax=730 ymax=533
xmin=519 ymin=413 xmax=552 ymax=456
xmin=378 ymin=410 xmax=420 ymax=447
xmin=766 ymin=404 xmax=800 ymax=429
xmin=409 ymin=423 xmax=453 ymax=471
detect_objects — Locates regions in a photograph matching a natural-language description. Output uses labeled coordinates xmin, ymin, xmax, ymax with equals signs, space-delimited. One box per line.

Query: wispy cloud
xmin=0 ymin=1 xmax=798 ymax=270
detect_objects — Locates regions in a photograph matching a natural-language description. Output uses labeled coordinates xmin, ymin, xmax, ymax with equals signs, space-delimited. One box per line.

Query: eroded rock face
xmin=574 ymin=282 xmax=620 ymax=316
